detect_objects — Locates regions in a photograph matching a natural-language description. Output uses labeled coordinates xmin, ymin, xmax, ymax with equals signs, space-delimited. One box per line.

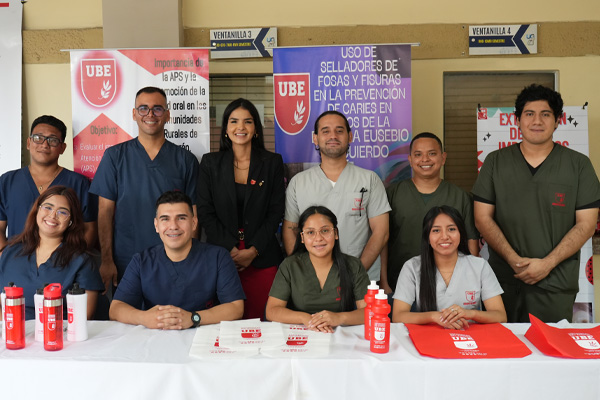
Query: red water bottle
xmin=370 ymin=289 xmax=391 ymax=354
xmin=4 ymin=286 xmax=25 ymax=350
xmin=363 ymin=280 xmax=379 ymax=340
xmin=43 ymin=283 xmax=63 ymax=351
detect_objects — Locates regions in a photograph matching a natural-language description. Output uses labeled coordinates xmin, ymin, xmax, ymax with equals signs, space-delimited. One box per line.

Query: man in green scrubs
xmin=382 ymin=132 xmax=479 ymax=294
xmin=473 ymin=85 xmax=600 ymax=322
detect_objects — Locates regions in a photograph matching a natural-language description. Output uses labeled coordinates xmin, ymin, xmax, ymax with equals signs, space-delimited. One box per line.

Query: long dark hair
xmin=293 ymin=206 xmax=355 ymax=312
xmin=418 ymin=206 xmax=470 ymax=312
xmin=219 ymin=98 xmax=265 ymax=151
xmin=5 ymin=186 xmax=89 ymax=268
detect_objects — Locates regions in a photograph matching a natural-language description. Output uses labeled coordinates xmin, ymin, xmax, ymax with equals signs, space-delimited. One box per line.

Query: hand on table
xmin=306 ymin=310 xmax=342 ymax=333
xmin=439 ymin=305 xmax=470 ymax=330
xmin=143 ymin=305 xmax=192 ymax=330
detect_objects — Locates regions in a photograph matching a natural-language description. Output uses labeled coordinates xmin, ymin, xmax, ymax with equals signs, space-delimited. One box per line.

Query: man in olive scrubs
xmin=382 ymin=132 xmax=479 ymax=295
xmin=473 ymin=84 xmax=600 ymax=322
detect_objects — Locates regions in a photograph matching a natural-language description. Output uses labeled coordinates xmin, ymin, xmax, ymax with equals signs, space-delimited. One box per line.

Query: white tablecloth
xmin=1 ymin=321 xmax=599 ymax=399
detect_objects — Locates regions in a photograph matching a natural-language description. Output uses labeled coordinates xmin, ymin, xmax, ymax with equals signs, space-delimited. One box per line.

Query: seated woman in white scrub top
xmin=392 ymin=205 xmax=506 ymax=329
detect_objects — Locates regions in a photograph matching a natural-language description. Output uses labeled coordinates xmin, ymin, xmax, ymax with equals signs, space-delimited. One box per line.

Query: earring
xmin=69 ymin=221 xmax=73 ymax=227
xmin=254 ymin=134 xmax=258 ymax=138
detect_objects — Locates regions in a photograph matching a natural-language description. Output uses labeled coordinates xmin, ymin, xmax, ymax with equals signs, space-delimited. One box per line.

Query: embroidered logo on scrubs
xmin=274 ymin=73 xmax=310 ymax=135
xmin=552 ymin=192 xmax=566 ymax=207
xmin=465 ymin=291 xmax=475 ymax=302
xmin=464 ymin=291 xmax=476 ymax=306
xmin=568 ymin=333 xmax=600 ymax=350
xmin=336 ymin=286 xmax=341 ymax=301
xmin=80 ymin=58 xmax=118 ymax=107
xmin=352 ymin=198 xmax=365 ymax=212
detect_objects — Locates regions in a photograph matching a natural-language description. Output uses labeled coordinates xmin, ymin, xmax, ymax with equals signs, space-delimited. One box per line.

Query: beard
xmin=319 ymin=141 xmax=349 ymax=159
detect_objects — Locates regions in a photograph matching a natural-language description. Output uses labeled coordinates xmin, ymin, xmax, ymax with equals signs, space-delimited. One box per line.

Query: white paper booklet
xmin=189 ymin=325 xmax=259 ymax=359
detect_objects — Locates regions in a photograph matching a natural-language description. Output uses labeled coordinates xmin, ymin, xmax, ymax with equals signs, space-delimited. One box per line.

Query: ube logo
xmin=451 ymin=333 xmax=478 ymax=350
xmin=80 ymin=58 xmax=117 ymax=107
xmin=241 ymin=327 xmax=262 ymax=338
xmin=47 ymin=314 xmax=56 ymax=331
xmin=569 ymin=333 xmax=600 ymax=350
xmin=286 ymin=334 xmax=308 ymax=346
xmin=465 ymin=291 xmax=475 ymax=302
xmin=477 ymin=108 xmax=487 ymax=120
xmin=274 ymin=73 xmax=310 ymax=135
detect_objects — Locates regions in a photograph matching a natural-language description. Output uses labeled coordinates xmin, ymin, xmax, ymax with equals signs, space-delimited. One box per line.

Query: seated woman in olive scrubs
xmin=266 ymin=206 xmax=369 ymax=332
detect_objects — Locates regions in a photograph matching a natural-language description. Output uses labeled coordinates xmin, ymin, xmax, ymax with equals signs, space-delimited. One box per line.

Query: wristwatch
xmin=191 ymin=312 xmax=201 ymax=328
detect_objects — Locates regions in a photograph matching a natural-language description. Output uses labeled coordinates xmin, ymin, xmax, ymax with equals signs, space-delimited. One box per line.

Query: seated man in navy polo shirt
xmin=109 ymin=191 xmax=245 ymax=329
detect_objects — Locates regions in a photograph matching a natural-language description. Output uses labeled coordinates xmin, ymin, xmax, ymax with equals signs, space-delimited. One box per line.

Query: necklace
xmin=234 ymin=160 xmax=249 ymax=170
xmin=31 ymin=166 xmax=61 ymax=193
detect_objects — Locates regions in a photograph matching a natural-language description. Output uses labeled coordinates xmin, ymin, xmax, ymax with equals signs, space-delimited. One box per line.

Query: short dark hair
xmin=515 ymin=84 xmax=563 ymax=122
xmin=31 ymin=115 xmax=67 ymax=142
xmin=219 ymin=98 xmax=266 ymax=151
xmin=135 ymin=86 xmax=167 ymax=104
xmin=313 ymin=110 xmax=351 ymax=134
xmin=155 ymin=191 xmax=193 ymax=214
xmin=410 ymin=132 xmax=443 ymax=153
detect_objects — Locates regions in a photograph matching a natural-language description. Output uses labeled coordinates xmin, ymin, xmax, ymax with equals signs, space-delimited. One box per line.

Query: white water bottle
xmin=34 ymin=284 xmax=47 ymax=342
xmin=67 ymin=283 xmax=88 ymax=341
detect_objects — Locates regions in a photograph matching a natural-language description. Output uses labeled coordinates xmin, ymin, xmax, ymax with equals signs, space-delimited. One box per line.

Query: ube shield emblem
xmin=569 ymin=333 xmax=600 ymax=350
xmin=80 ymin=59 xmax=117 ymax=107
xmin=274 ymin=73 xmax=310 ymax=135
xmin=451 ymin=333 xmax=478 ymax=350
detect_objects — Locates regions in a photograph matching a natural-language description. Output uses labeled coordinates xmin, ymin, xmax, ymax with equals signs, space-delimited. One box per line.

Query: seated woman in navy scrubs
xmin=392 ymin=205 xmax=506 ymax=329
xmin=266 ymin=206 xmax=369 ymax=332
xmin=0 ymin=186 xmax=104 ymax=320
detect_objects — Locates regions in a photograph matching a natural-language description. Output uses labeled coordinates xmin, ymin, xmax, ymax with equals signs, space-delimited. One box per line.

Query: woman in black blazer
xmin=198 ymin=98 xmax=285 ymax=320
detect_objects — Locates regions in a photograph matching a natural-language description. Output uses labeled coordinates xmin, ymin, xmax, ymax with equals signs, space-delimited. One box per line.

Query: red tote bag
xmin=525 ymin=314 xmax=600 ymax=358
xmin=406 ymin=323 xmax=531 ymax=359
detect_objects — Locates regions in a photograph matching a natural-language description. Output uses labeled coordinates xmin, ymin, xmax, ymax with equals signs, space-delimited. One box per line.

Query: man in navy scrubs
xmin=109 ymin=191 xmax=244 ymax=329
xmin=90 ymin=87 xmax=199 ymax=291
xmin=0 ymin=115 xmax=97 ymax=250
